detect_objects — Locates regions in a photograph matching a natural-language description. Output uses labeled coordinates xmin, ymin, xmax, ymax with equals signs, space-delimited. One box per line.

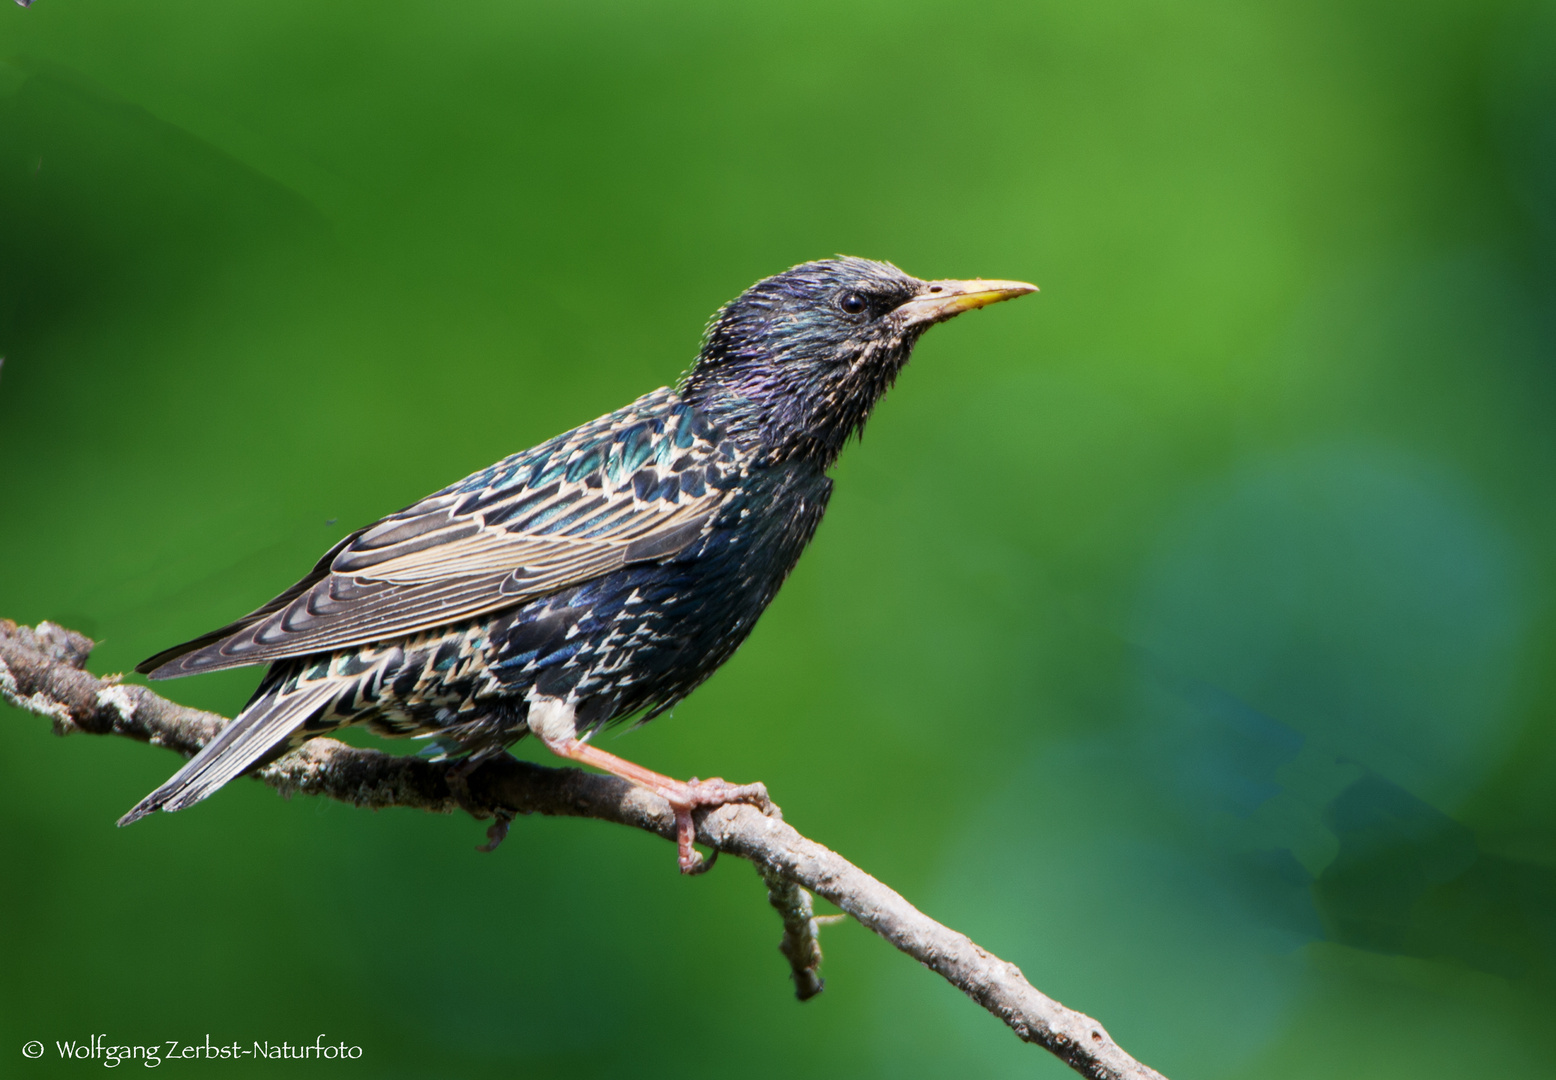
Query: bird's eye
xmin=839 ymin=292 xmax=868 ymax=316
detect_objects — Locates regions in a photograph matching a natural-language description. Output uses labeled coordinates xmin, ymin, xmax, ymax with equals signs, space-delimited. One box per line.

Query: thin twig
xmin=759 ymin=867 xmax=826 ymax=1000
xmin=1 ymin=618 xmax=1167 ymax=1080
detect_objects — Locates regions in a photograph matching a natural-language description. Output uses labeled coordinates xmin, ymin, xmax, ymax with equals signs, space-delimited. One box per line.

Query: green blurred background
xmin=3 ymin=1 xmax=1555 ymax=1076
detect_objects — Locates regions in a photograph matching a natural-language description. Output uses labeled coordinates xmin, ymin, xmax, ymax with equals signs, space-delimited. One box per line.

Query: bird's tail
xmin=118 ymin=678 xmax=340 ymax=826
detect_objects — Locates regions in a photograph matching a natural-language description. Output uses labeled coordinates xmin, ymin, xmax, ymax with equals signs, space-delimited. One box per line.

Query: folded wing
xmin=139 ymin=389 xmax=738 ymax=678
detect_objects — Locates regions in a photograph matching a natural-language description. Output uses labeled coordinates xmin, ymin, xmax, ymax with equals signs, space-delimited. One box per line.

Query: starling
xmin=120 ymin=257 xmax=1036 ymax=870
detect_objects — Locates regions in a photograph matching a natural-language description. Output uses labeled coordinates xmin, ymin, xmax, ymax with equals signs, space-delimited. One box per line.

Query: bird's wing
xmin=139 ymin=388 xmax=742 ymax=678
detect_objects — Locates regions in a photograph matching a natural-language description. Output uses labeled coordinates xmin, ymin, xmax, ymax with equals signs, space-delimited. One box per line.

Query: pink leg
xmin=535 ymin=735 xmax=771 ymax=874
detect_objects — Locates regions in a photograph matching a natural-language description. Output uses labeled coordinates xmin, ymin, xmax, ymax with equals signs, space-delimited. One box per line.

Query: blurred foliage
xmin=3 ymin=1 xmax=1555 ymax=1077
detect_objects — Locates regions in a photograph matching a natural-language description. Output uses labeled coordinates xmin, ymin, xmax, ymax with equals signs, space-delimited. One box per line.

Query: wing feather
xmin=139 ymin=389 xmax=738 ymax=679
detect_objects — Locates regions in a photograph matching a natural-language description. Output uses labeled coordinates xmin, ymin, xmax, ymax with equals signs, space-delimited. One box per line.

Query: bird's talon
xmin=675 ymin=804 xmax=707 ymax=874
xmin=447 ymin=761 xmax=516 ymax=852
xmin=684 ymin=776 xmax=775 ymax=816
xmin=682 ymin=846 xmax=718 ymax=875
xmin=476 ymin=809 xmax=514 ymax=853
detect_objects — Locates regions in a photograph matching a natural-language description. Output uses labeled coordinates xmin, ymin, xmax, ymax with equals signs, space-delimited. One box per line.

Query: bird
xmin=119 ymin=256 xmax=1037 ymax=871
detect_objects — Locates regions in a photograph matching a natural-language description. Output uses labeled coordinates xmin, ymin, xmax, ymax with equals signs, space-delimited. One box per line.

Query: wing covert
xmin=140 ymin=389 xmax=742 ymax=678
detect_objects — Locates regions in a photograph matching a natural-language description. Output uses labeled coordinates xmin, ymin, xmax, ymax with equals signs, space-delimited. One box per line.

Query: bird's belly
xmin=483 ymin=471 xmax=830 ymax=732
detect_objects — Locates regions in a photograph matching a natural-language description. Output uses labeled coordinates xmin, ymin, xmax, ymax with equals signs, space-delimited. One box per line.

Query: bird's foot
xmin=476 ymin=808 xmax=515 ymax=853
xmin=525 ymin=710 xmax=779 ymax=875
xmin=671 ymin=777 xmax=775 ymax=875
xmin=445 ymin=759 xmax=516 ymax=853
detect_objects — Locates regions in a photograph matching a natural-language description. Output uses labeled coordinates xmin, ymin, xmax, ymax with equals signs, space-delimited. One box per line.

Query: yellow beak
xmin=896 ymin=278 xmax=1039 ymax=327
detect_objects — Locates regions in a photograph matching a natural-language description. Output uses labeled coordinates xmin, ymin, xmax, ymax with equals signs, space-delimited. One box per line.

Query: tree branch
xmin=1 ymin=618 xmax=1166 ymax=1080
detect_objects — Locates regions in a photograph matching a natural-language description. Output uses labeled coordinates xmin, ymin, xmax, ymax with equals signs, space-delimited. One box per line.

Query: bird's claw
xmin=445 ymin=761 xmax=516 ymax=853
xmin=676 ymin=808 xmax=718 ymax=875
xmin=673 ymin=776 xmax=776 ymax=875
xmin=686 ymin=776 xmax=775 ymax=815
xmin=476 ymin=808 xmax=515 ymax=853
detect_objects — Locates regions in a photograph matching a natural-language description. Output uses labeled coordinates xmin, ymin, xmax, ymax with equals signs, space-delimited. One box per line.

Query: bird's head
xmin=680 ymin=256 xmax=1036 ymax=467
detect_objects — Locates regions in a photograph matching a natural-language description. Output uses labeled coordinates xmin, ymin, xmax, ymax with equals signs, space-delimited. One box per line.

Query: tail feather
xmin=117 ymin=681 xmax=339 ymax=826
